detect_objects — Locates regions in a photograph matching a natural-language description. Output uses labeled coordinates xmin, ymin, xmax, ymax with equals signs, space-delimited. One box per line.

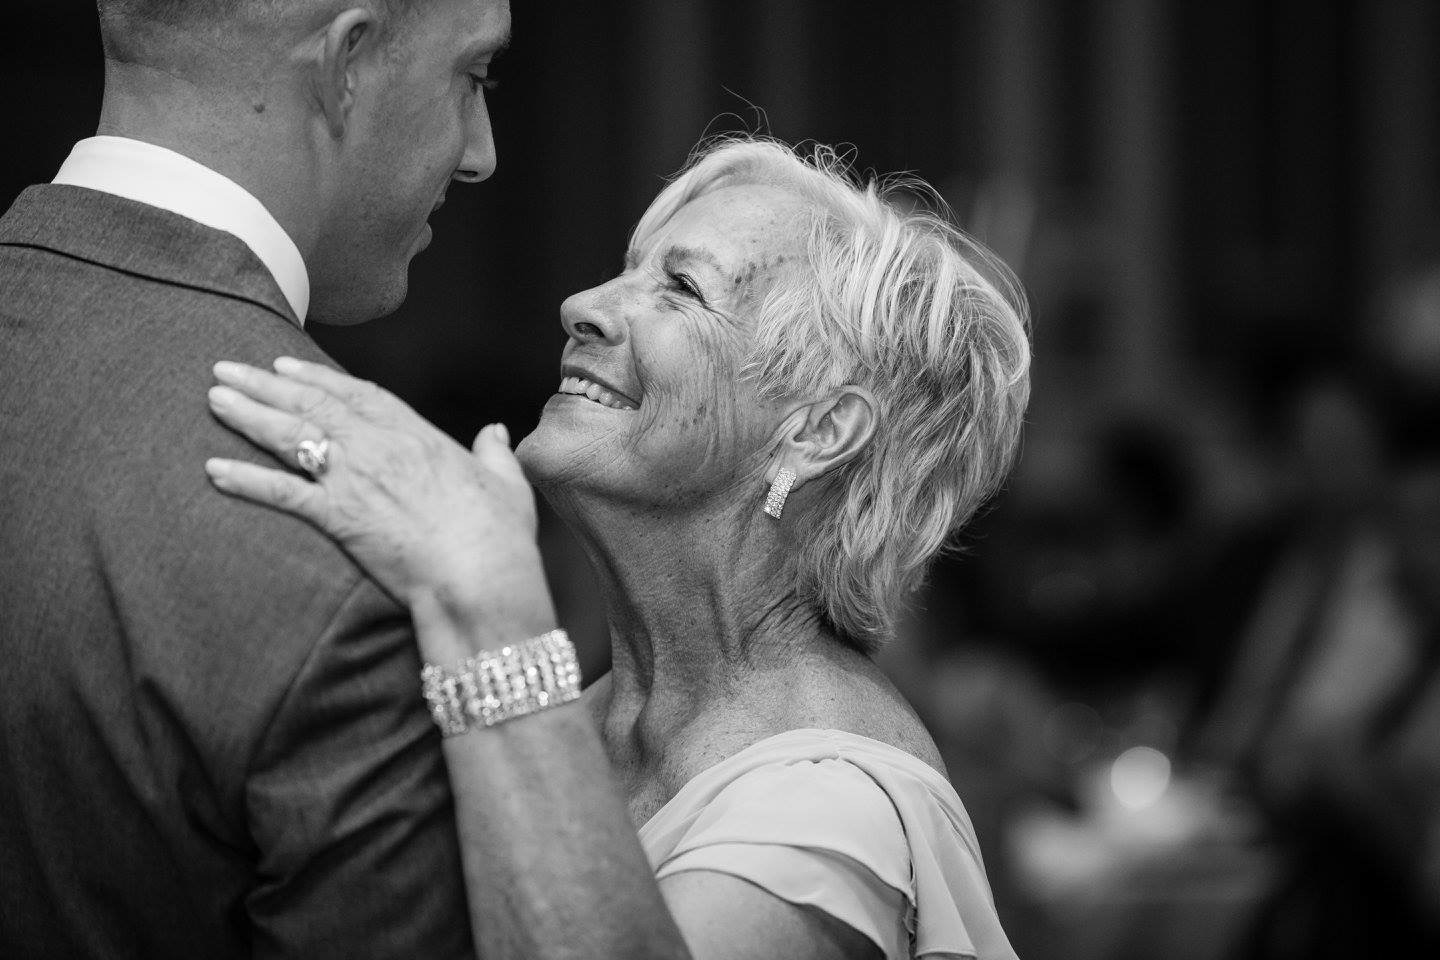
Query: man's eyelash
xmin=469 ymin=75 xmax=499 ymax=93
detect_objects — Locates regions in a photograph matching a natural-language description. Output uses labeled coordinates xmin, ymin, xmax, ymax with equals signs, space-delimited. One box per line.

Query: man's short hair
xmin=96 ymin=1 xmax=417 ymax=35
xmin=100 ymin=1 xmax=279 ymax=26
xmin=97 ymin=1 xmax=417 ymax=62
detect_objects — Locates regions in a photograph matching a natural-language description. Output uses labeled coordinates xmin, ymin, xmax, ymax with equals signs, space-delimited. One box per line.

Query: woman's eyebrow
xmin=661 ymin=244 xmax=728 ymax=281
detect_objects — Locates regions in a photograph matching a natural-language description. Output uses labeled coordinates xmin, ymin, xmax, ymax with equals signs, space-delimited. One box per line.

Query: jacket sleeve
xmin=243 ymin=576 xmax=476 ymax=960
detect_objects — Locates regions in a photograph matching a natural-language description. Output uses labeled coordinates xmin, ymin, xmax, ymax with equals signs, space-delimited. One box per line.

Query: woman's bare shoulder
xmin=751 ymin=655 xmax=949 ymax=777
xmin=831 ymin=675 xmax=948 ymax=775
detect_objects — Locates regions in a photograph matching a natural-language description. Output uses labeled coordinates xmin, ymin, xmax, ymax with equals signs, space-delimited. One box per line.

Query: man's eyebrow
xmin=623 ymin=248 xmax=640 ymax=270
xmin=462 ymin=29 xmax=512 ymax=63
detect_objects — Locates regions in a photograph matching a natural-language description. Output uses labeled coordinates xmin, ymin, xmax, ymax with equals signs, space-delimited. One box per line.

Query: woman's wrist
xmin=408 ymin=552 xmax=559 ymax=662
xmin=422 ymin=628 xmax=581 ymax=735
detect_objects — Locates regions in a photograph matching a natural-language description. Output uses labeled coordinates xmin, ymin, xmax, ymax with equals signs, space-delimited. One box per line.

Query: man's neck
xmin=97 ymin=61 xmax=322 ymax=260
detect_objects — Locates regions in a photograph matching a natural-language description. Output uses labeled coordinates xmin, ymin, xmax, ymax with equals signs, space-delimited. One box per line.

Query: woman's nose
xmin=560 ymin=285 xmax=625 ymax=344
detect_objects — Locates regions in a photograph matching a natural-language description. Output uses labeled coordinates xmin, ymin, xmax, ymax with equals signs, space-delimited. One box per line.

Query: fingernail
xmin=205 ymin=458 xmax=230 ymax=480
xmin=493 ymin=423 xmax=511 ymax=447
xmin=208 ymin=385 xmax=236 ymax=409
xmin=274 ymin=356 xmax=303 ymax=375
xmin=213 ymin=361 xmax=244 ymax=381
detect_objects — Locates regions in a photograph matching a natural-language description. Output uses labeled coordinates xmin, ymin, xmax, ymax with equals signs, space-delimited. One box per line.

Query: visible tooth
xmin=597 ymin=390 xmax=614 ymax=406
xmin=584 ymin=383 xmax=602 ymax=401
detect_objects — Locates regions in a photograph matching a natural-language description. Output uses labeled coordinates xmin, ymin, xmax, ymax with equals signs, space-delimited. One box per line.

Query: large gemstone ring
xmin=295 ymin=438 xmax=331 ymax=479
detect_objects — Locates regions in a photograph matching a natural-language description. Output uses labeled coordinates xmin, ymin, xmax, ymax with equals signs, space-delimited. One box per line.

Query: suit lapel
xmin=0 ymin=184 xmax=301 ymax=328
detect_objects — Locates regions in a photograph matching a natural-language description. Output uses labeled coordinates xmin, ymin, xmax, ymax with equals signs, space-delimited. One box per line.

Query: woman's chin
xmin=515 ymin=417 xmax=593 ymax=489
xmin=514 ymin=427 xmax=558 ymax=483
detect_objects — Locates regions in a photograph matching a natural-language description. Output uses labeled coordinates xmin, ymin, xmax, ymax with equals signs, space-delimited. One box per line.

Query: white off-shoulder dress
xmin=637 ymin=728 xmax=1019 ymax=960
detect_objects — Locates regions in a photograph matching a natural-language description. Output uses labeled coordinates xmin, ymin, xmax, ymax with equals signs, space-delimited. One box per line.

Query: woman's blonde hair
xmin=632 ymin=136 xmax=1032 ymax=652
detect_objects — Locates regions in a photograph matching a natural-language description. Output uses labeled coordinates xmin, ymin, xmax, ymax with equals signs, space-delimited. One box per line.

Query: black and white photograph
xmin=2 ymin=2 xmax=1438 ymax=958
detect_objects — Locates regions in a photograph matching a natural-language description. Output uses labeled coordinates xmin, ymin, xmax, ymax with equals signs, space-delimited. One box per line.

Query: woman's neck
xmin=553 ymin=489 xmax=839 ymax=752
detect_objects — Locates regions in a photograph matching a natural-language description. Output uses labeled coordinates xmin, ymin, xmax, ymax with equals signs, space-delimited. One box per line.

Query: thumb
xmin=472 ymin=423 xmax=526 ymax=482
xmin=472 ymin=421 xmax=510 ymax=454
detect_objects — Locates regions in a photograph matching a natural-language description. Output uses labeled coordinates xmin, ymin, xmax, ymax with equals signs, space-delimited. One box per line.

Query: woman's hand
xmin=204 ymin=357 xmax=556 ymax=653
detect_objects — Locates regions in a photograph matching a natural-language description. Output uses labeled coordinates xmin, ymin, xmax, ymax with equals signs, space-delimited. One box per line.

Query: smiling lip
xmin=558 ymin=364 xmax=640 ymax=410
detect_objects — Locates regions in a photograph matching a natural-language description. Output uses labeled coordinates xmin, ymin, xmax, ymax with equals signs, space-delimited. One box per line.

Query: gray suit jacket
xmin=0 ymin=185 xmax=475 ymax=959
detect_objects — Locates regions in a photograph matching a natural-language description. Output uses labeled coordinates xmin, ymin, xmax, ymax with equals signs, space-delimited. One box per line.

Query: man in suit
xmin=0 ymin=1 xmax=510 ymax=956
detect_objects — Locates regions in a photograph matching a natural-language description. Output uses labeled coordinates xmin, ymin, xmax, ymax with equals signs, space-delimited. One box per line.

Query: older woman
xmin=203 ymin=137 xmax=1030 ymax=959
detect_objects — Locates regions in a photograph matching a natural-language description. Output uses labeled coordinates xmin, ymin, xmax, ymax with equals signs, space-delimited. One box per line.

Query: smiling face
xmin=517 ymin=184 xmax=812 ymax=511
xmin=307 ymin=0 xmax=511 ymax=323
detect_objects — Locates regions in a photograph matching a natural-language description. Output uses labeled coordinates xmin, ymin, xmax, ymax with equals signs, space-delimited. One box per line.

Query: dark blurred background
xmin=7 ymin=1 xmax=1440 ymax=957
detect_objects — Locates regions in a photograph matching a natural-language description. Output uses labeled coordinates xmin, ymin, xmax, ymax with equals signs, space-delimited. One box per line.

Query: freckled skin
xmin=518 ymin=185 xmax=813 ymax=515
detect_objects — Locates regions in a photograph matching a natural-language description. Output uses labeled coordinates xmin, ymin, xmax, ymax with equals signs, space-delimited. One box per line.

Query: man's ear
xmin=768 ymin=386 xmax=877 ymax=488
xmin=315 ymin=8 xmax=378 ymax=140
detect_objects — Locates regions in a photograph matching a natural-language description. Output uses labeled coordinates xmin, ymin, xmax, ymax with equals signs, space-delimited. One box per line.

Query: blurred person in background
xmin=201 ymin=136 xmax=1032 ymax=959
xmin=921 ymin=408 xmax=1273 ymax=960
xmin=1196 ymin=357 xmax=1440 ymax=957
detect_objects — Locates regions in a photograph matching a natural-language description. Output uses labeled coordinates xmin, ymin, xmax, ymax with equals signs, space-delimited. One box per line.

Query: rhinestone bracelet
xmin=420 ymin=629 xmax=582 ymax=737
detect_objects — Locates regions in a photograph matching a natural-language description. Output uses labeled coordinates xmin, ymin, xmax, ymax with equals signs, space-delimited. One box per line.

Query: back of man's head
xmin=99 ymin=0 xmax=225 ymax=25
xmin=96 ymin=1 xmax=415 ymax=67
xmin=100 ymin=1 xmax=287 ymax=67
xmin=97 ymin=1 xmax=418 ymax=22
xmin=98 ymin=1 xmax=291 ymax=39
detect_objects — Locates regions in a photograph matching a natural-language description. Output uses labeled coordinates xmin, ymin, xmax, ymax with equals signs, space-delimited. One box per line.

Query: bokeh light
xmin=1110 ymin=746 xmax=1172 ymax=811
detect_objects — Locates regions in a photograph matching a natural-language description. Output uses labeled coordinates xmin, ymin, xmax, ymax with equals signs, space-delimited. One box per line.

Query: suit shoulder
xmin=1 ymin=244 xmax=373 ymax=625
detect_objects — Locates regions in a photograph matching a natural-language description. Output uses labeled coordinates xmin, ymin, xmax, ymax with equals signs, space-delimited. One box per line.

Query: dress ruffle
xmin=638 ymin=728 xmax=1019 ymax=960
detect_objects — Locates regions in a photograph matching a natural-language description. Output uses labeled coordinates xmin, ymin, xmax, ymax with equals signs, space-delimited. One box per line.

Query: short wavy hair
xmin=631 ymin=137 xmax=1032 ymax=652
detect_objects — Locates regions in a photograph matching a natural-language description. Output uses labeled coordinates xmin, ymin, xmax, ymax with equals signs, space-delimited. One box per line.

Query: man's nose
xmin=560 ymin=285 xmax=626 ymax=345
xmin=453 ymin=107 xmax=497 ymax=184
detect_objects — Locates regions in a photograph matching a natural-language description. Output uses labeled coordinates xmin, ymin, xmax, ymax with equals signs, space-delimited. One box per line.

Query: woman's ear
xmin=314 ymin=8 xmax=378 ymax=140
xmin=768 ymin=386 xmax=877 ymax=487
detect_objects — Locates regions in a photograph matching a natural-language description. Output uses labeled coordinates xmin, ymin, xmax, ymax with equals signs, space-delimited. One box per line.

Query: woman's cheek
xmin=629 ymin=319 xmax=754 ymax=471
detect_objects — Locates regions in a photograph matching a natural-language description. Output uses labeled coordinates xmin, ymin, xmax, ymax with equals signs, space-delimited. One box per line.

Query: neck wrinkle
xmin=553 ymin=488 xmax=832 ymax=739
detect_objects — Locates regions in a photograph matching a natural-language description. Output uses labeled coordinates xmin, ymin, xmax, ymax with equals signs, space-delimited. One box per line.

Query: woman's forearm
xmin=442 ymin=706 xmax=691 ymax=960
xmin=415 ymin=594 xmax=691 ymax=960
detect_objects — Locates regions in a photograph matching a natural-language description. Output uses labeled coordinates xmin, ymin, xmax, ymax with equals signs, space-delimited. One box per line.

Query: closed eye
xmin=668 ymin=271 xmax=705 ymax=303
xmin=468 ymin=73 xmax=499 ymax=94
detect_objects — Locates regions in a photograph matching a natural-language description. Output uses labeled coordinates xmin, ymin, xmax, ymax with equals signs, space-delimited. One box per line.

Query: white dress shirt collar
xmin=53 ymin=136 xmax=310 ymax=324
